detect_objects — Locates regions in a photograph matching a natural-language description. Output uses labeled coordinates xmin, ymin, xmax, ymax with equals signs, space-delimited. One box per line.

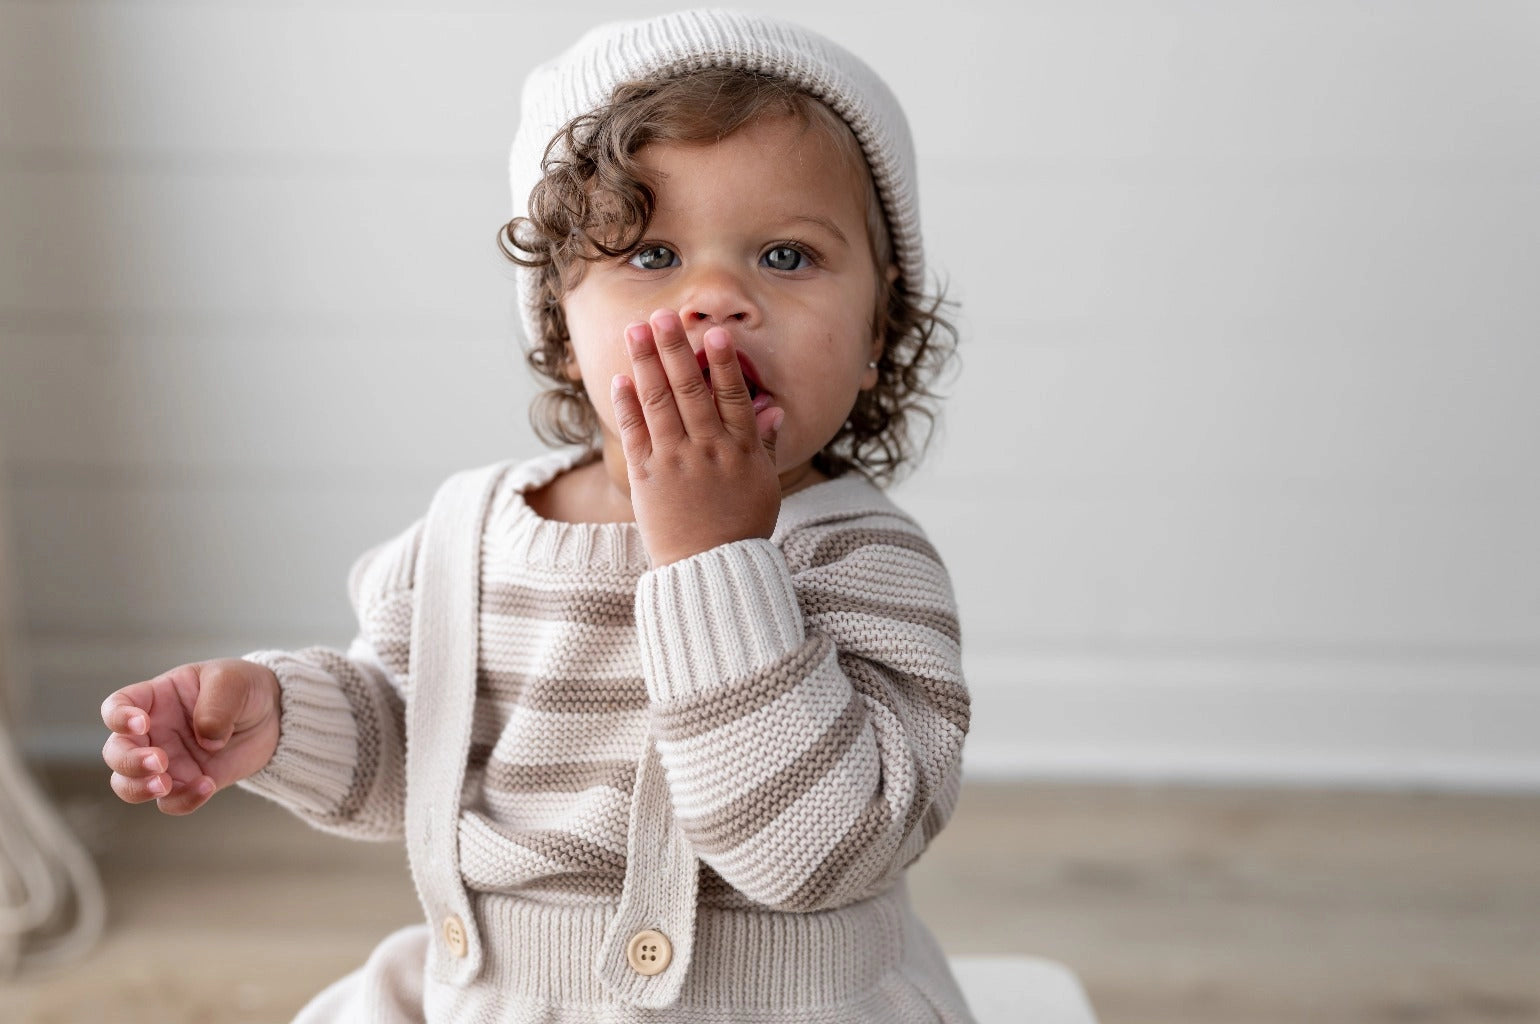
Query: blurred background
xmin=1 ymin=1 xmax=1536 ymax=1022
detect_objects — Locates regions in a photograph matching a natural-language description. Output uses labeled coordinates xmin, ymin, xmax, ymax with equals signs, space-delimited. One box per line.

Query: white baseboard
xmin=959 ymin=649 xmax=1540 ymax=792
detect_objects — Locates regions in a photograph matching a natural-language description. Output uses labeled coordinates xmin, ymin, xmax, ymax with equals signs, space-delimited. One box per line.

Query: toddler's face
xmin=560 ymin=114 xmax=888 ymax=489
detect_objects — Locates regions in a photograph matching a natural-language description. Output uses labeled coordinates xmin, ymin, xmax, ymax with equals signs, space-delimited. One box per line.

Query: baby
xmin=99 ymin=10 xmax=973 ymax=1022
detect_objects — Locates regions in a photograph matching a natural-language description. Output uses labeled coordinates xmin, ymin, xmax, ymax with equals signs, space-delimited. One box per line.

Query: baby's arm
xmin=235 ymin=635 xmax=408 ymax=841
xmin=230 ymin=521 xmax=423 ymax=840
xmin=100 ymin=519 xmax=422 ymax=841
xmin=637 ymin=516 xmax=967 ymax=913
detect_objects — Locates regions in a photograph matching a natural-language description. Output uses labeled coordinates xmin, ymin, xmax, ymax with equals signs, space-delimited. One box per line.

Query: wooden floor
xmin=4 ymin=768 xmax=1538 ymax=1024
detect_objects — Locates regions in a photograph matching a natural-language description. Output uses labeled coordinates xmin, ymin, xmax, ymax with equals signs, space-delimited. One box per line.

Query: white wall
xmin=2 ymin=1 xmax=1536 ymax=788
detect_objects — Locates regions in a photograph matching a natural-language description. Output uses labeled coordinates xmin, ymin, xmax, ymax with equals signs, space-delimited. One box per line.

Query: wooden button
xmin=442 ymin=914 xmax=468 ymax=958
xmin=625 ymin=928 xmax=672 ymax=976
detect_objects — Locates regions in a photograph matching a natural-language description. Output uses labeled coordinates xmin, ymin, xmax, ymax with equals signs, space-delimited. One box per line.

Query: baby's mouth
xmin=697 ymin=349 xmax=775 ymax=411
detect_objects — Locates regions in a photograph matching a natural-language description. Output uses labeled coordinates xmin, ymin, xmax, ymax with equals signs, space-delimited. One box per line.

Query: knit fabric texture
xmin=239 ymin=449 xmax=973 ymax=1021
xmin=506 ymin=8 xmax=924 ymax=346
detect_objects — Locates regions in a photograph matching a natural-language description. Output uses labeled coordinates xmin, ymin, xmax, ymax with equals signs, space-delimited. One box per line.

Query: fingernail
xmin=147 ymin=776 xmax=168 ymax=796
xmin=196 ymin=778 xmax=215 ymax=797
xmin=771 ymin=409 xmax=785 ymax=432
xmin=200 ymin=736 xmax=226 ymax=752
xmin=705 ymin=329 xmax=729 ymax=351
xmin=141 ymin=753 xmax=164 ymax=773
xmin=625 ymin=322 xmax=648 ymax=346
xmin=127 ymin=714 xmax=146 ymax=733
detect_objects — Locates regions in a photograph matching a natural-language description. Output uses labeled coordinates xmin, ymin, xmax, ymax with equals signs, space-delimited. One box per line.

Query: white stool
xmin=949 ymin=956 xmax=1099 ymax=1024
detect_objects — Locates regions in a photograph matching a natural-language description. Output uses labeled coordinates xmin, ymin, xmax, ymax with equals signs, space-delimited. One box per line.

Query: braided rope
xmin=0 ymin=440 xmax=104 ymax=976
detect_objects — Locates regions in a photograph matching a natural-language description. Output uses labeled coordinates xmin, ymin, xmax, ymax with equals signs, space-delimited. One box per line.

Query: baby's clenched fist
xmin=101 ymin=658 xmax=281 ymax=815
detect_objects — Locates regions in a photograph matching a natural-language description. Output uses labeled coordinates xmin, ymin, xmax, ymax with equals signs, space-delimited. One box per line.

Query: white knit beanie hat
xmin=507 ymin=8 xmax=923 ymax=346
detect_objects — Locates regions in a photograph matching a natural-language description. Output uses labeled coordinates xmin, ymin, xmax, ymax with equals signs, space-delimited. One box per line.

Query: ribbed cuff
xmin=634 ymin=539 xmax=805 ymax=701
xmin=235 ymin=649 xmax=359 ymax=817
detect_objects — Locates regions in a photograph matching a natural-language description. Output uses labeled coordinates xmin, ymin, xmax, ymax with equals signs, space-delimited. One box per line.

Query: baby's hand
xmin=611 ymin=309 xmax=783 ymax=567
xmin=100 ymin=658 xmax=281 ymax=815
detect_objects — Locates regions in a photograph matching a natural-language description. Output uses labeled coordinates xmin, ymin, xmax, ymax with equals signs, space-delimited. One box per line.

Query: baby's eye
xmin=762 ymin=246 xmax=808 ymax=272
xmin=628 ymin=245 xmax=678 ymax=271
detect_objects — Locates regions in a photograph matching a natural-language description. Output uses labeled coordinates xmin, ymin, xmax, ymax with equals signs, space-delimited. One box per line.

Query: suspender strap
xmin=593 ymin=733 xmax=700 ymax=1007
xmin=404 ymin=460 xmax=511 ymax=985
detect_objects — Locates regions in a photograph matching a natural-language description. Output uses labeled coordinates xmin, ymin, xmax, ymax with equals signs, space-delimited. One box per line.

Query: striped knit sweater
xmin=238 ymin=448 xmax=973 ymax=1022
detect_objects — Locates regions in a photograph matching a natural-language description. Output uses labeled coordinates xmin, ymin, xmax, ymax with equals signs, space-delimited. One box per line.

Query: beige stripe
xmin=292 ymin=646 xmax=390 ymax=825
xmin=681 ymin=690 xmax=867 ymax=857
xmin=483 ymin=757 xmax=637 ymax=795
xmin=698 ymin=863 xmax=770 ymax=911
xmin=653 ymin=633 xmax=835 ymax=741
xmin=357 ymin=589 xmax=413 ymax=668
xmin=474 ymin=786 xmax=629 ymax=834
xmin=899 ymin=772 xmax=936 ymax=839
xmin=838 ymin=661 xmax=956 ymax=844
xmin=478 ymin=668 xmax=649 ymax=713
xmin=476 ymin=622 xmax=642 ymax=679
xmin=473 ymin=709 xmax=647 ymax=764
xmin=458 ymin=821 xmax=627 ymax=898
xmin=918 ymin=791 xmax=950 ymax=848
xmin=374 ymin=637 xmax=410 ymax=679
xmin=780 ymin=789 xmax=892 ymax=911
xmin=495 ymin=875 xmax=626 ymax=901
xmin=803 ymin=590 xmax=961 ymax=645
xmin=492 ymin=826 xmax=628 ymax=874
xmin=841 ymin=654 xmax=970 ymax=738
xmin=782 ymin=526 xmax=942 ymax=574
xmin=483 ymin=581 xmax=634 ymax=626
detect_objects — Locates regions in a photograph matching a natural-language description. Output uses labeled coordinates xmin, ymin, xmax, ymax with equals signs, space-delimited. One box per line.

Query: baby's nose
xmin=684 ymin=307 xmax=748 ymax=324
xmin=678 ymin=267 xmax=757 ymax=326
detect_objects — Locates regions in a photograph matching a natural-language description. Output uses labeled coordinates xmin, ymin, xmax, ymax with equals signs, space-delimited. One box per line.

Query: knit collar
xmin=492 ymin=447 xmax=891 ymax=575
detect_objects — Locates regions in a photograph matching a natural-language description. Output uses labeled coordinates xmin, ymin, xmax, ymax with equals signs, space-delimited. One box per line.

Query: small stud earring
xmin=867 ymin=360 xmax=878 ymax=369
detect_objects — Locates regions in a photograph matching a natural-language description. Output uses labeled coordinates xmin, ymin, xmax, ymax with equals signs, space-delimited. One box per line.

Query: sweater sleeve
xmin=635 ymin=509 xmax=969 ymax=912
xmin=234 ymin=518 xmax=424 ymax=841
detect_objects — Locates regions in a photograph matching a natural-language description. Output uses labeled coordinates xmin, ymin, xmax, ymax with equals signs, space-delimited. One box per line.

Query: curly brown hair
xmin=498 ymin=68 xmax=957 ymax=485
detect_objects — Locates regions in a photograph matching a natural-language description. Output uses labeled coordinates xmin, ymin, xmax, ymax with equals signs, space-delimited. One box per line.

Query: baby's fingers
xmin=102 ymin=732 xmax=169 ymax=804
xmin=702 ymin=328 xmax=756 ymax=444
xmin=109 ymin=768 xmax=173 ymax=804
xmin=757 ymin=405 xmax=785 ymax=463
xmin=100 ymin=686 xmax=153 ymax=735
xmin=102 ymin=733 xmax=161 ymax=775
xmin=611 ymin=374 xmax=653 ymax=468
xmin=153 ymin=775 xmax=218 ymax=816
xmin=624 ymin=321 xmax=686 ymax=444
xmin=191 ymin=662 xmax=252 ymax=752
